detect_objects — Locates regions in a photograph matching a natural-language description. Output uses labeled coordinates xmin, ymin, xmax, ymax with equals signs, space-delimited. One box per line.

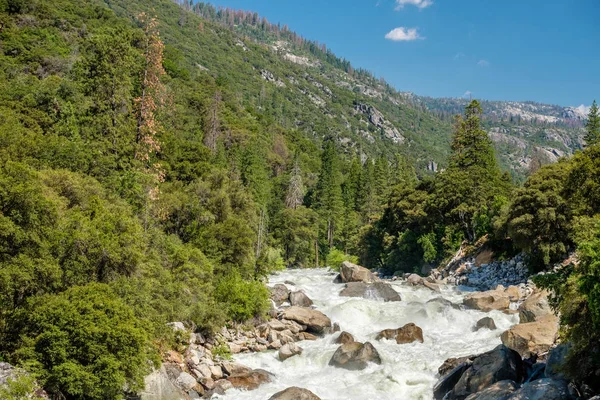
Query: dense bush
xmin=13 ymin=283 xmax=154 ymax=399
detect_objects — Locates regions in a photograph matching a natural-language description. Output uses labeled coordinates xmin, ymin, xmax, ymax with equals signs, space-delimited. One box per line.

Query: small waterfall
xmin=214 ymin=269 xmax=518 ymax=400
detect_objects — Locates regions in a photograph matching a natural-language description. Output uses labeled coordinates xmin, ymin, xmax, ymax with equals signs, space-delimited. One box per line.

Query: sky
xmin=206 ymin=0 xmax=599 ymax=107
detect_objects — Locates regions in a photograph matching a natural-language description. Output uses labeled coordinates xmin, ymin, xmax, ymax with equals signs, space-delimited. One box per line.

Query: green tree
xmin=14 ymin=283 xmax=154 ymax=400
xmin=314 ymin=139 xmax=344 ymax=250
xmin=502 ymin=161 xmax=572 ymax=270
xmin=584 ymin=100 xmax=600 ymax=146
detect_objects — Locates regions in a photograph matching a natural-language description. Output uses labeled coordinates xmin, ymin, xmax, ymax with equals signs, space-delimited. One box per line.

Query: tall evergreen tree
xmin=314 ymin=139 xmax=344 ymax=249
xmin=584 ymin=100 xmax=600 ymax=146
xmin=432 ymin=99 xmax=510 ymax=241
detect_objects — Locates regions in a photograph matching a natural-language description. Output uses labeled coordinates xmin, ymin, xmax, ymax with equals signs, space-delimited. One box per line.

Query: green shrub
xmin=326 ymin=248 xmax=359 ymax=270
xmin=214 ymin=272 xmax=269 ymax=322
xmin=14 ymin=283 xmax=155 ymax=400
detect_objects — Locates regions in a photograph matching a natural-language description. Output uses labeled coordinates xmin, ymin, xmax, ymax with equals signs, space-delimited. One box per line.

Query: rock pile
xmin=141 ymin=283 xmax=336 ymax=399
xmin=433 ymin=344 xmax=583 ymax=400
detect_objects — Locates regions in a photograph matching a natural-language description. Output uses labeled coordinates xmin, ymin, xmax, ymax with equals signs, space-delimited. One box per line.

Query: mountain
xmin=164 ymin=1 xmax=586 ymax=179
xmin=416 ymin=97 xmax=585 ymax=177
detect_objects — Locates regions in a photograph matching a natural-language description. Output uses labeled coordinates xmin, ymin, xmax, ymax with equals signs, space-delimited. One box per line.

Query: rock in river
xmin=340 ymin=261 xmax=378 ymax=283
xmin=329 ymin=341 xmax=382 ymax=370
xmin=439 ymin=345 xmax=523 ymax=399
xmin=269 ymin=387 xmax=321 ymax=400
xmin=289 ymin=290 xmax=313 ymax=307
xmin=281 ymin=306 xmax=332 ymax=334
xmin=339 ymin=281 xmax=401 ymax=302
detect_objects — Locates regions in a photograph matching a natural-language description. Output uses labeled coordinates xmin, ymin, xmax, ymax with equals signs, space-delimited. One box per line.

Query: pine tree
xmin=584 ymin=100 xmax=600 ymax=146
xmin=449 ymin=100 xmax=497 ymax=170
xmin=285 ymin=159 xmax=304 ymax=209
xmin=314 ymin=139 xmax=344 ymax=248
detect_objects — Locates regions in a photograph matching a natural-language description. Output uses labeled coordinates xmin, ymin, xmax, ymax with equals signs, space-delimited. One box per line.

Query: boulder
xmin=505 ymin=378 xmax=570 ymax=400
xmin=271 ymin=284 xmax=291 ymax=306
xmin=339 ymin=281 xmax=401 ymax=302
xmin=406 ymin=273 xmax=424 ymax=286
xmin=340 ymin=261 xmax=377 ymax=283
xmin=269 ymin=387 xmax=321 ymax=400
xmin=289 ymin=291 xmax=314 ymax=308
xmin=463 ymin=289 xmax=511 ymax=312
xmin=424 ymin=281 xmax=441 ymax=292
xmin=375 ymin=323 xmax=423 ymax=344
xmin=433 ymin=362 xmax=472 ymax=400
xmin=464 ymin=380 xmax=519 ymax=400
xmin=375 ymin=328 xmax=398 ymax=340
xmin=335 ymin=331 xmax=355 ymax=345
xmin=297 ymin=332 xmax=318 ymax=341
xmin=209 ymin=366 xmax=223 ymax=380
xmin=211 ymin=379 xmax=233 ymax=396
xmin=474 ymin=317 xmax=497 ymax=331
xmin=221 ymin=362 xmax=251 ymax=377
xmin=519 ymin=290 xmax=553 ymax=323
xmin=446 ymin=345 xmax=523 ymax=399
xmin=281 ymin=306 xmax=332 ymax=334
xmin=279 ymin=342 xmax=303 ymax=361
xmin=438 ymin=356 xmax=476 ymax=377
xmin=545 ymin=344 xmax=570 ymax=380
xmin=329 ymin=341 xmax=382 ymax=370
xmin=396 ymin=323 xmax=424 ymax=344
xmin=175 ymin=371 xmax=200 ymax=391
xmin=227 ymin=369 xmax=272 ymax=390
xmin=501 ymin=314 xmax=559 ymax=358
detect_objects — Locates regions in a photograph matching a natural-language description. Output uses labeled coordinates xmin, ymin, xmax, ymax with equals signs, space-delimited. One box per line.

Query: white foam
xmin=213 ymin=269 xmax=518 ymax=400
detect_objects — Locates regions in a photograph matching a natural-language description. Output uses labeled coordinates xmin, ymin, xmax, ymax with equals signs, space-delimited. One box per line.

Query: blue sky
xmin=206 ymin=0 xmax=599 ymax=107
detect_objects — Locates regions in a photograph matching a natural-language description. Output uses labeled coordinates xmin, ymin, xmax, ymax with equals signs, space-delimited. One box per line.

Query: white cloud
xmin=477 ymin=59 xmax=490 ymax=67
xmin=385 ymin=27 xmax=423 ymax=42
xmin=395 ymin=0 xmax=433 ymax=10
xmin=453 ymin=52 xmax=465 ymax=60
xmin=463 ymin=91 xmax=472 ymax=98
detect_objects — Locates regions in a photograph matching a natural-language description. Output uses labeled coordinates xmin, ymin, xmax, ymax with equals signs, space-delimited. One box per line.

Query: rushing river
xmin=215 ymin=268 xmax=518 ymax=400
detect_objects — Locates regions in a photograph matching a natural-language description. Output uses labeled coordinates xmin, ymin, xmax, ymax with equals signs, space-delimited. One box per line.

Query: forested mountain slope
xmin=165 ymin=1 xmax=585 ymax=179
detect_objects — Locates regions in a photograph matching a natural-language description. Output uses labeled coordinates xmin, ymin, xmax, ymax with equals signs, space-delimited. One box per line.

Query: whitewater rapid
xmin=214 ymin=268 xmax=518 ymax=400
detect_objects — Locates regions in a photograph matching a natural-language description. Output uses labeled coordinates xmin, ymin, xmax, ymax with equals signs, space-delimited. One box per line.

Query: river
xmin=214 ymin=268 xmax=518 ymax=400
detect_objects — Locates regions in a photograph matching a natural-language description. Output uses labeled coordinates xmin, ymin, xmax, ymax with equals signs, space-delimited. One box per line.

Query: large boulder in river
xmin=501 ymin=314 xmax=559 ymax=358
xmin=406 ymin=273 xmax=424 ymax=286
xmin=518 ymin=290 xmax=553 ymax=323
xmin=474 ymin=317 xmax=497 ymax=331
xmin=505 ymin=378 xmax=571 ymax=400
xmin=434 ymin=362 xmax=472 ymax=400
xmin=271 ymin=284 xmax=291 ymax=306
xmin=339 ymin=281 xmax=401 ymax=302
xmin=281 ymin=306 xmax=331 ymax=334
xmin=227 ymin=369 xmax=272 ymax=390
xmin=340 ymin=261 xmax=377 ymax=283
xmin=377 ymin=323 xmax=423 ymax=344
xmin=335 ymin=331 xmax=355 ymax=345
xmin=464 ymin=380 xmax=519 ymax=400
xmin=463 ymin=288 xmax=511 ymax=312
xmin=328 ymin=341 xmax=382 ymax=370
xmin=289 ymin=291 xmax=313 ymax=307
xmin=279 ymin=342 xmax=303 ymax=361
xmin=395 ymin=323 xmax=424 ymax=344
xmin=269 ymin=387 xmax=321 ymax=400
xmin=444 ymin=345 xmax=523 ymax=400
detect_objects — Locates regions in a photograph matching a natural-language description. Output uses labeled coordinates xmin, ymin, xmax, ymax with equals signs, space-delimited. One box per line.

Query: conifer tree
xmin=314 ymin=139 xmax=344 ymax=248
xmin=285 ymin=159 xmax=304 ymax=209
xmin=584 ymin=100 xmax=600 ymax=146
